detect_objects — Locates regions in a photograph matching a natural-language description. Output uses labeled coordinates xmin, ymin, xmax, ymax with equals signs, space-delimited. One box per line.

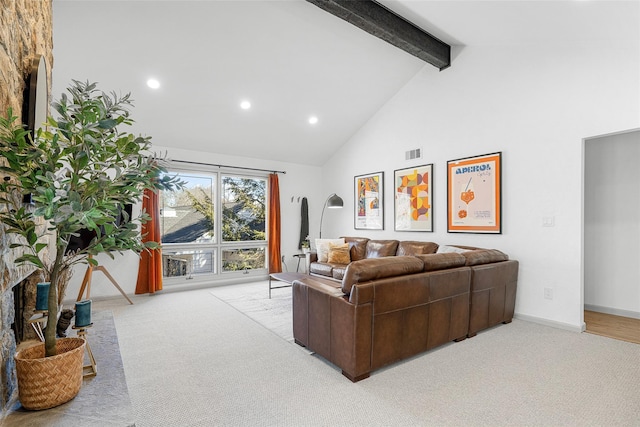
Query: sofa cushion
xmin=396 ymin=241 xmax=439 ymax=256
xmin=342 ymin=237 xmax=369 ymax=261
xmin=365 ymin=240 xmax=399 ymax=258
xmin=415 ymin=253 xmax=466 ymax=271
xmin=332 ymin=265 xmax=347 ymax=281
xmin=315 ymin=238 xmax=345 ymax=262
xmin=328 ymin=243 xmax=351 ymax=264
xmin=341 ymin=256 xmax=423 ymax=294
xmin=309 ymin=262 xmax=334 ymax=277
xmin=462 ymin=249 xmax=509 ymax=266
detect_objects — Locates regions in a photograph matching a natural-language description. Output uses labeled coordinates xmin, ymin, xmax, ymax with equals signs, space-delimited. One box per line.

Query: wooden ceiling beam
xmin=306 ymin=0 xmax=451 ymax=70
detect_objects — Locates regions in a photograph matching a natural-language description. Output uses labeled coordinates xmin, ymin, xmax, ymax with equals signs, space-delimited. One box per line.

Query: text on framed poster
xmin=447 ymin=152 xmax=501 ymax=234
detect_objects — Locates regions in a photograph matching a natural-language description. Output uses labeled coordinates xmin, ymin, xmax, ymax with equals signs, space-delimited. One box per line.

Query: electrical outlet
xmin=544 ymin=287 xmax=553 ymax=300
xmin=542 ymin=216 xmax=555 ymax=227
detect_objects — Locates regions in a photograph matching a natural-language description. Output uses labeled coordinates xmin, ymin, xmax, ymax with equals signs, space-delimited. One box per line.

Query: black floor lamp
xmin=319 ymin=193 xmax=343 ymax=238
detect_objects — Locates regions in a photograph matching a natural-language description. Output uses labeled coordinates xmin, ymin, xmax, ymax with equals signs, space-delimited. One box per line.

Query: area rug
xmin=209 ymin=280 xmax=294 ymax=342
xmin=4 ymin=310 xmax=134 ymax=426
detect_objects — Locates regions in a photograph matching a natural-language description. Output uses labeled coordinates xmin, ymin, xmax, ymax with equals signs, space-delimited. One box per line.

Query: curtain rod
xmin=171 ymin=159 xmax=286 ymax=175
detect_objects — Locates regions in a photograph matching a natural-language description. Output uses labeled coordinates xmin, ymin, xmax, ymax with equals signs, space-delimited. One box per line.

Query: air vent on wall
xmin=405 ymin=148 xmax=422 ymax=161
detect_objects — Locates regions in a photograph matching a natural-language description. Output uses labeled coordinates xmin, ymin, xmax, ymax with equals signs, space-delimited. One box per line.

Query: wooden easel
xmin=76 ymin=255 xmax=133 ymax=304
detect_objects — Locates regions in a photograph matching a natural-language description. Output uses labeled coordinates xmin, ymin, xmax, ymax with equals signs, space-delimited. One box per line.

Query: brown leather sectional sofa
xmin=292 ymin=237 xmax=518 ymax=382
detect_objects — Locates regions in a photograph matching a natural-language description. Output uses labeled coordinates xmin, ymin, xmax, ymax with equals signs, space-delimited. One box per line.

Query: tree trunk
xmin=44 ymin=246 xmax=66 ymax=357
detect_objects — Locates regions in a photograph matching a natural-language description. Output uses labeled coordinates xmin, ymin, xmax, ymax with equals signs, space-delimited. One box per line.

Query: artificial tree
xmin=0 ymin=80 xmax=182 ymax=357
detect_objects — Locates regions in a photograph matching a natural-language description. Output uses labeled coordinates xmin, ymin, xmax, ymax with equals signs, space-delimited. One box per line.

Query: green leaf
xmin=103 ymin=223 xmax=114 ymax=235
xmin=77 ymin=151 xmax=89 ymax=169
xmin=15 ymin=254 xmax=44 ymax=269
xmin=145 ymin=241 xmax=161 ymax=250
xmin=71 ymin=201 xmax=82 ymax=212
xmin=98 ymin=119 xmax=117 ymax=129
xmin=27 ymin=230 xmax=38 ymax=246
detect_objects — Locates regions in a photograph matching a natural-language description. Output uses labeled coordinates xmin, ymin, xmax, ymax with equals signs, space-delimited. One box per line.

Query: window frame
xmin=160 ymin=165 xmax=269 ymax=285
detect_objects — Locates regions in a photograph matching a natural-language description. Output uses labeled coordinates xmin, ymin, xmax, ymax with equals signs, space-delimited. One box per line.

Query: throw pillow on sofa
xmin=396 ymin=241 xmax=439 ymax=256
xmin=315 ymin=238 xmax=345 ymax=262
xmin=436 ymin=245 xmax=469 ymax=254
xmin=327 ymin=243 xmax=351 ymax=264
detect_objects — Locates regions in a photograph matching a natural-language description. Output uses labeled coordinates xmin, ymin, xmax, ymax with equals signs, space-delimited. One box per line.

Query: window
xmin=221 ymin=175 xmax=266 ymax=242
xmin=161 ymin=174 xmax=215 ymax=244
xmin=159 ymin=170 xmax=267 ymax=283
xmin=222 ymin=247 xmax=266 ymax=272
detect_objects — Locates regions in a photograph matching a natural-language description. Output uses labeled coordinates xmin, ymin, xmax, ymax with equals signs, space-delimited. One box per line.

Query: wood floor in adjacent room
xmin=584 ymin=310 xmax=640 ymax=344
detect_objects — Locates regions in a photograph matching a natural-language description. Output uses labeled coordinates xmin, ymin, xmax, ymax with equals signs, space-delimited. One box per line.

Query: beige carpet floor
xmin=101 ymin=281 xmax=640 ymax=426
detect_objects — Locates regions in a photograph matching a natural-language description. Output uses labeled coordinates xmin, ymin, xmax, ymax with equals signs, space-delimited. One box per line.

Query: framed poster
xmin=394 ymin=164 xmax=433 ymax=232
xmin=354 ymin=171 xmax=384 ymax=230
xmin=447 ymin=152 xmax=501 ymax=233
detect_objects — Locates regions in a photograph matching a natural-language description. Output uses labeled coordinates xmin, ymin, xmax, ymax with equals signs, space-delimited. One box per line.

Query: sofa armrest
xmin=293 ymin=276 xmax=344 ymax=297
xmin=462 ymin=249 xmax=509 ymax=266
xmin=292 ymin=277 xmax=373 ymax=381
xmin=468 ymin=259 xmax=518 ymax=337
xmin=293 ymin=276 xmax=344 ymax=350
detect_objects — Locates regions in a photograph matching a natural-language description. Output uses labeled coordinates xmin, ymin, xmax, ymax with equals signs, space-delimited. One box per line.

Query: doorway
xmin=583 ymin=129 xmax=640 ymax=342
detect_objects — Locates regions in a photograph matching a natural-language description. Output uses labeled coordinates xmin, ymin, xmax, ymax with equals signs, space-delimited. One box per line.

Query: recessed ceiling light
xmin=308 ymin=116 xmax=318 ymax=125
xmin=240 ymin=100 xmax=251 ymax=110
xmin=146 ymin=78 xmax=160 ymax=89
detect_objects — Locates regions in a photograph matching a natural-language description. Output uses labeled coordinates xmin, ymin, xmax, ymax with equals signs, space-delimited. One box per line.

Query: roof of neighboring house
xmin=161 ymin=207 xmax=212 ymax=244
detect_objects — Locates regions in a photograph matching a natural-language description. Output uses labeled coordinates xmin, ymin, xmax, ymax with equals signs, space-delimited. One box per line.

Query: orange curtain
xmin=268 ymin=173 xmax=282 ymax=273
xmin=135 ymin=188 xmax=163 ymax=294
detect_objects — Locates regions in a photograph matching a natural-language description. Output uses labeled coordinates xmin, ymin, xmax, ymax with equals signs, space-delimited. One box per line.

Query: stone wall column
xmin=0 ymin=0 xmax=53 ymax=418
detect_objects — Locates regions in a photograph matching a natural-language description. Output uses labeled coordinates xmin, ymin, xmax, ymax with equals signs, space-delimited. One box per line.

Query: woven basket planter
xmin=15 ymin=337 xmax=86 ymax=410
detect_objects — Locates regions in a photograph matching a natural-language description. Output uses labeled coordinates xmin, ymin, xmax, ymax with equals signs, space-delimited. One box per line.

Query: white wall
xmin=321 ymin=42 xmax=640 ymax=331
xmin=64 ymin=147 xmax=323 ymax=304
xmin=584 ymin=130 xmax=640 ymax=318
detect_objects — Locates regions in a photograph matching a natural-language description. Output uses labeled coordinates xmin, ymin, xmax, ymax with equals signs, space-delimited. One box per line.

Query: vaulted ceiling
xmin=51 ymin=1 xmax=639 ymax=166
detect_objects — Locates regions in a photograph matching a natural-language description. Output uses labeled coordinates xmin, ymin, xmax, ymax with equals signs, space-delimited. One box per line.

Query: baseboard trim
xmin=514 ymin=313 xmax=586 ymax=333
xmin=584 ymin=304 xmax=640 ymax=320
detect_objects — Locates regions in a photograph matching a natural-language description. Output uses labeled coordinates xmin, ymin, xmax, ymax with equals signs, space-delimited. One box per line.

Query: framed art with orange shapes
xmin=354 ymin=171 xmax=384 ymax=230
xmin=447 ymin=152 xmax=502 ymax=234
xmin=394 ymin=164 xmax=433 ymax=232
